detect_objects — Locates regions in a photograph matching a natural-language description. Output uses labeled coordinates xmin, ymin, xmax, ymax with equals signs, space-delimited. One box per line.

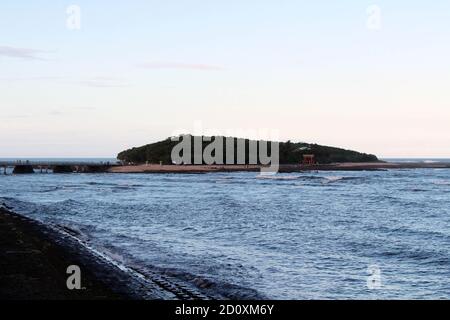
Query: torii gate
xmin=302 ymin=154 xmax=316 ymax=165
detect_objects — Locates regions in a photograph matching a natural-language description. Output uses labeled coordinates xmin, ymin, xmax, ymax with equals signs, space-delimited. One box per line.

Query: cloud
xmin=72 ymin=106 xmax=97 ymax=111
xmin=0 ymin=45 xmax=48 ymax=60
xmin=2 ymin=107 xmax=100 ymax=120
xmin=2 ymin=113 xmax=33 ymax=119
xmin=0 ymin=76 xmax=64 ymax=82
xmin=0 ymin=75 xmax=129 ymax=88
xmin=2 ymin=110 xmax=64 ymax=119
xmin=48 ymin=110 xmax=65 ymax=116
xmin=137 ymin=62 xmax=223 ymax=71
xmin=75 ymin=76 xmax=129 ymax=88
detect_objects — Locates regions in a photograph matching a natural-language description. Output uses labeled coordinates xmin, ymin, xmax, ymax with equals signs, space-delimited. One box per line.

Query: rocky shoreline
xmin=0 ymin=206 xmax=266 ymax=300
xmin=0 ymin=207 xmax=176 ymax=300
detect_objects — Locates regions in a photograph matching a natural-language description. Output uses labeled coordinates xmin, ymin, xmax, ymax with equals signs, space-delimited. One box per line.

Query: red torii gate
xmin=302 ymin=154 xmax=316 ymax=165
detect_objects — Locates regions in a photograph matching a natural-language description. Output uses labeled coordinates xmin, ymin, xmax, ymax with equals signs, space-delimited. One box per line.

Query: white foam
xmin=256 ymin=175 xmax=300 ymax=180
xmin=432 ymin=180 xmax=450 ymax=185
xmin=323 ymin=176 xmax=344 ymax=183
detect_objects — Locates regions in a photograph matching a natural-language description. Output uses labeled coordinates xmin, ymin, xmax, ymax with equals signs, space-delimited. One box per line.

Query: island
xmin=118 ymin=135 xmax=378 ymax=164
xmin=111 ymin=135 xmax=387 ymax=173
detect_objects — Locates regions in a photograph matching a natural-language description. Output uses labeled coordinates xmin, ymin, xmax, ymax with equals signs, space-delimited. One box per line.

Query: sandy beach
xmin=109 ymin=162 xmax=450 ymax=174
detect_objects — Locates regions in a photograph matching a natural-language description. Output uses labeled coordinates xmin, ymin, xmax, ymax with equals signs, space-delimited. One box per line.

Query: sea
xmin=1 ymin=158 xmax=450 ymax=299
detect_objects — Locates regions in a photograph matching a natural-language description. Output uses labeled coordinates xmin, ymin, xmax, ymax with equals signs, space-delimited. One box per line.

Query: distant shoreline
xmin=2 ymin=161 xmax=450 ymax=175
xmin=109 ymin=162 xmax=450 ymax=174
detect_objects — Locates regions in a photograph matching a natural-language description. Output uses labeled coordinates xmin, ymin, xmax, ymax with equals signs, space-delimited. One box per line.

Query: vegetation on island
xmin=117 ymin=135 xmax=379 ymax=165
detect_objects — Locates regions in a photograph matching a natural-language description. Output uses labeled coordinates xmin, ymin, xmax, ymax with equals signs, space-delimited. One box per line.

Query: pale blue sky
xmin=1 ymin=1 xmax=449 ymax=157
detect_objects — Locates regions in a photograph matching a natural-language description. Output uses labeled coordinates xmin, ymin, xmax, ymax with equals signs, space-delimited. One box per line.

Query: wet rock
xmin=13 ymin=165 xmax=34 ymax=174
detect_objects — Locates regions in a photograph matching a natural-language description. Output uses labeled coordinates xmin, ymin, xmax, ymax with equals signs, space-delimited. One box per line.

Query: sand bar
xmin=109 ymin=162 xmax=450 ymax=174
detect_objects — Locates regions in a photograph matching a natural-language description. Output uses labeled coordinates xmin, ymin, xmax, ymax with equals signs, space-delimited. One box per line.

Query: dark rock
xmin=52 ymin=165 xmax=74 ymax=173
xmin=13 ymin=165 xmax=34 ymax=174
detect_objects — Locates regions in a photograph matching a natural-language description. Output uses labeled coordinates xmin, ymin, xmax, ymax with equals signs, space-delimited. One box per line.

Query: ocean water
xmin=382 ymin=158 xmax=450 ymax=163
xmin=1 ymin=169 xmax=450 ymax=299
xmin=0 ymin=158 xmax=117 ymax=164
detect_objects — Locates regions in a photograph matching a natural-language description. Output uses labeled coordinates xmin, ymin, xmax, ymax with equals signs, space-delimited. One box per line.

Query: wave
xmin=54 ymin=223 xmax=93 ymax=242
xmin=322 ymin=176 xmax=344 ymax=183
xmin=385 ymin=247 xmax=450 ymax=266
xmin=254 ymin=174 xmax=364 ymax=186
xmin=214 ymin=177 xmax=251 ymax=185
xmin=348 ymin=238 xmax=450 ymax=267
xmin=37 ymin=186 xmax=62 ymax=193
xmin=400 ymin=188 xmax=429 ymax=192
xmin=48 ymin=198 xmax=81 ymax=206
xmin=182 ymin=226 xmax=198 ymax=232
xmin=348 ymin=224 xmax=450 ymax=267
xmin=51 ymin=221 xmax=265 ymax=299
xmin=256 ymin=175 xmax=300 ymax=181
xmin=130 ymin=263 xmax=265 ymax=300
xmin=85 ymin=181 xmax=118 ymax=186
xmin=216 ymin=176 xmax=234 ymax=180
xmin=0 ymin=197 xmax=45 ymax=216
xmin=432 ymin=180 xmax=450 ymax=185
xmin=366 ymin=224 xmax=450 ymax=241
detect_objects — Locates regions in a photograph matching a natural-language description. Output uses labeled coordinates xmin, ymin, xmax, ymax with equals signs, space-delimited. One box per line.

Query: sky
xmin=1 ymin=1 xmax=449 ymax=158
